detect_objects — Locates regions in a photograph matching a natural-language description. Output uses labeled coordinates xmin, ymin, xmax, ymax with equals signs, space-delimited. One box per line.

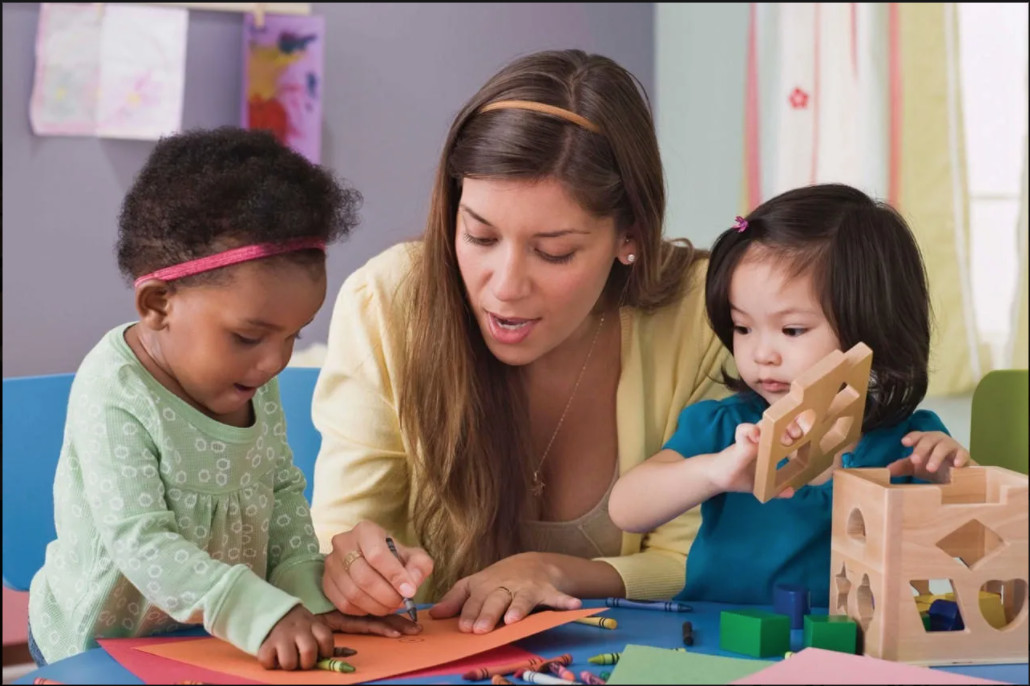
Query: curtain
xmin=743 ymin=2 xmax=984 ymax=395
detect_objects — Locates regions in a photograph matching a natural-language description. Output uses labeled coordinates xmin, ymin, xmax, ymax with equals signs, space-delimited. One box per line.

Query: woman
xmin=311 ymin=49 xmax=730 ymax=634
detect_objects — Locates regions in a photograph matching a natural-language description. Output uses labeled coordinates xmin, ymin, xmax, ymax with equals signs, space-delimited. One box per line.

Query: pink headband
xmin=133 ymin=237 xmax=326 ymax=288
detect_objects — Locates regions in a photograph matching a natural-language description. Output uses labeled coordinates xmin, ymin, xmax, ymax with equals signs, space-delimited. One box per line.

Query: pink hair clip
xmin=734 ymin=216 xmax=749 ymax=233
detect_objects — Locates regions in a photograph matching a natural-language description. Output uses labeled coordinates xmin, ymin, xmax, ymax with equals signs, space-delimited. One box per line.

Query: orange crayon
xmin=33 ymin=680 xmax=64 ymax=685
xmin=492 ymin=676 xmax=514 ymax=685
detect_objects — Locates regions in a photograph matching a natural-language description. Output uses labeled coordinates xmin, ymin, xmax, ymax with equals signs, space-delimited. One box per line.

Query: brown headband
xmin=479 ymin=100 xmax=602 ymax=134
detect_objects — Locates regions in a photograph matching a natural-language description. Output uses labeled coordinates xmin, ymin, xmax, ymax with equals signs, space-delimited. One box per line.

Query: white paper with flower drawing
xmin=30 ymin=3 xmax=187 ymax=140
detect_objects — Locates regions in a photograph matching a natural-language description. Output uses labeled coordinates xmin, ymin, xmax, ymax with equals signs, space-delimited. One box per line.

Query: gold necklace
xmin=531 ymin=311 xmax=606 ymax=497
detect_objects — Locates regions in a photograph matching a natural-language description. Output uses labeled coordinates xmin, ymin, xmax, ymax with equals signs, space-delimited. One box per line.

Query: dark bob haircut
xmin=705 ymin=183 xmax=933 ymax=431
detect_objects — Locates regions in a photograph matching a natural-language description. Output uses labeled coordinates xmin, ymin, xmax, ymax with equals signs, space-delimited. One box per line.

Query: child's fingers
xmin=953 ymin=448 xmax=971 ymax=468
xmin=901 ymin=430 xmax=924 ymax=447
xmin=257 ymin=641 xmax=278 ymax=670
xmin=295 ymin=632 xmax=320 ymax=671
xmin=926 ymin=440 xmax=959 ymax=473
xmin=776 ymin=486 xmax=796 ymax=499
xmin=907 ymin=434 xmax=944 ymax=465
xmin=277 ymin=641 xmax=299 ymax=672
xmin=312 ymin=621 xmax=335 ymax=660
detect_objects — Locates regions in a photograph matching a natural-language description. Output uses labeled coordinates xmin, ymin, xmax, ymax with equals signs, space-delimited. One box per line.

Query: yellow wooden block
xmin=979 ymin=593 xmax=1007 ymax=629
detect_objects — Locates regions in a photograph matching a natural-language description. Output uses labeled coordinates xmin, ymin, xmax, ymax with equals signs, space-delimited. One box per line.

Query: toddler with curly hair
xmin=28 ymin=127 xmax=421 ymax=670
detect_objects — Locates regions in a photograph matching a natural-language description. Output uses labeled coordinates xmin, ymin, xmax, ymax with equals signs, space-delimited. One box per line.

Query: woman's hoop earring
xmin=626 ymin=254 xmax=636 ymax=264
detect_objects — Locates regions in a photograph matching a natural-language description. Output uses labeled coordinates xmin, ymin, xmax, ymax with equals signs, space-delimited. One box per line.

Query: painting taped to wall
xmin=29 ymin=3 xmax=187 ymax=140
xmin=242 ymin=12 xmax=325 ymax=163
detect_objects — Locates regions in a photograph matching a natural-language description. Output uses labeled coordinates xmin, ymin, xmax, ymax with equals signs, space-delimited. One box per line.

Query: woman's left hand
xmin=427 ymin=552 xmax=582 ymax=633
xmin=888 ymin=431 xmax=974 ymax=482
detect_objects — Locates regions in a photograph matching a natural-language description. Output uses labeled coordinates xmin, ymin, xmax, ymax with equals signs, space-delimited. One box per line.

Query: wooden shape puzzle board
xmin=753 ymin=342 xmax=873 ymax=503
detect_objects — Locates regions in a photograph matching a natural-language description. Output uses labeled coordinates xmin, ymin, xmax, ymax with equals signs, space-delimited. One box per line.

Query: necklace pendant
xmin=531 ymin=472 xmax=545 ymax=497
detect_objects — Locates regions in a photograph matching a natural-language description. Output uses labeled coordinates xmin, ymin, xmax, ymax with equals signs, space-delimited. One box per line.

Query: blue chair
xmin=1 ymin=367 xmax=324 ymax=593
xmin=277 ymin=366 xmax=323 ymax=503
xmin=2 ymin=373 xmax=75 ymax=592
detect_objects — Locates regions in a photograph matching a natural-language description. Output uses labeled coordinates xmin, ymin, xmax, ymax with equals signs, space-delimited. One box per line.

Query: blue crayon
xmin=605 ymin=598 xmax=693 ymax=612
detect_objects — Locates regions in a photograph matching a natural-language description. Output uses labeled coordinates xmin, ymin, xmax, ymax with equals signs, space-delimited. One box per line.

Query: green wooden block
xmin=803 ymin=615 xmax=858 ymax=654
xmin=921 ymin=612 xmax=932 ymax=631
xmin=719 ymin=609 xmax=791 ymax=658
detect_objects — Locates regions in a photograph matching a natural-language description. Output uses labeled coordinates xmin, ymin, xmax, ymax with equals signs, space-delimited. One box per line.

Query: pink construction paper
xmin=731 ymin=648 xmax=1007 ymax=685
xmin=393 ymin=644 xmax=538 ymax=679
xmin=99 ymin=636 xmax=263 ymax=685
xmin=102 ymin=634 xmax=536 ymax=684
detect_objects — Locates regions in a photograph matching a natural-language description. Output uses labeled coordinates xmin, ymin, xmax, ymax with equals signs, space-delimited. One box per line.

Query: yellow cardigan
xmin=310 ymin=242 xmax=731 ymax=601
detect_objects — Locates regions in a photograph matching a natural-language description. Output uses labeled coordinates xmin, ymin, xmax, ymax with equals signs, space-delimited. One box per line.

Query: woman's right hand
xmin=322 ymin=520 xmax=435 ymax=617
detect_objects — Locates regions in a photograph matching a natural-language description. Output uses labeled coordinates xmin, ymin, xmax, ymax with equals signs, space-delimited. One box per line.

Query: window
xmin=958 ymin=3 xmax=1029 ymax=370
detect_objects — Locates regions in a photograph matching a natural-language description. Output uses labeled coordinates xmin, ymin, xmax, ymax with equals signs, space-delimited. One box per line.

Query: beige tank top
xmin=522 ymin=465 xmax=623 ymax=559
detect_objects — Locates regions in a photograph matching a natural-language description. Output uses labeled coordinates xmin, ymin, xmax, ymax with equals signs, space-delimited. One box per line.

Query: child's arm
xmin=262 ymin=382 xmax=335 ymax=615
xmin=77 ymin=404 xmax=303 ymax=656
xmin=610 ymin=423 xmax=777 ymax=534
xmin=264 ymin=440 xmax=335 ymax=615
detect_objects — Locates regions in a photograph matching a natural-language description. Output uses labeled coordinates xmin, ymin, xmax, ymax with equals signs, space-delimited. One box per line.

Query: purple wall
xmin=2 ymin=2 xmax=653 ymax=376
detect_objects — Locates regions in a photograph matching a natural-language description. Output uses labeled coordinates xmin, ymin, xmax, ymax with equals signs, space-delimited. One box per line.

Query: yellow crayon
xmin=784 ymin=651 xmax=795 ymax=659
xmin=588 ymin=652 xmax=621 ymax=665
xmin=574 ymin=616 xmax=618 ymax=629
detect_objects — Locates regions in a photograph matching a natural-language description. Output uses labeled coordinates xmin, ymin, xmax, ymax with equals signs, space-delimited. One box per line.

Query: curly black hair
xmin=117 ymin=126 xmax=360 ymax=286
xmin=705 ymin=183 xmax=933 ymax=432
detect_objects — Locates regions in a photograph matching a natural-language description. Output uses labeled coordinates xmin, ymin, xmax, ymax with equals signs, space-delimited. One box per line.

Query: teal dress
xmin=665 ymin=393 xmax=948 ymax=607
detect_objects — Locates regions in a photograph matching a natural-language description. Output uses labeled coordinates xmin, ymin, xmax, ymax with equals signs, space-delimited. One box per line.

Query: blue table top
xmin=16 ymin=600 xmax=1029 ymax=685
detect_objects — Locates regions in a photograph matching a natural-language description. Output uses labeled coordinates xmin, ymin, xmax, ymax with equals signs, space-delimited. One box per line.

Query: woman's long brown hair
xmin=396 ymin=50 xmax=706 ymax=597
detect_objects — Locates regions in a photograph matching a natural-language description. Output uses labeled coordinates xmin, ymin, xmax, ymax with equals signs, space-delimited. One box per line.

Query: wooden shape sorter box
xmin=753 ymin=342 xmax=874 ymax=504
xmin=829 ymin=466 xmax=1029 ymax=666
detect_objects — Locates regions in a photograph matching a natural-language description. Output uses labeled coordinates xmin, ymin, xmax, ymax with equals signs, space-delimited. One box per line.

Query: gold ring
xmin=342 ymin=550 xmax=364 ymax=572
xmin=496 ymin=586 xmax=514 ymax=600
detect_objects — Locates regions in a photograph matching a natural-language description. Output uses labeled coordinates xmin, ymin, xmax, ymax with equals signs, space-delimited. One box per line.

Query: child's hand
xmin=711 ymin=423 xmax=761 ymax=493
xmin=711 ymin=423 xmax=796 ymax=498
xmin=258 ymin=605 xmax=335 ymax=671
xmin=316 ymin=609 xmax=423 ymax=637
xmin=888 ymin=431 xmax=973 ymax=482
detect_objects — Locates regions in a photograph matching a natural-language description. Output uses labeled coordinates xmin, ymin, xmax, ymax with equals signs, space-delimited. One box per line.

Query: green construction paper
xmin=606 ymin=644 xmax=773 ymax=685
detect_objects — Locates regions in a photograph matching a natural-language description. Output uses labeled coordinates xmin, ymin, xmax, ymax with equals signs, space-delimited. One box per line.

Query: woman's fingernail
xmin=474 ymin=621 xmax=488 ymax=632
xmin=389 ymin=630 xmax=400 ymax=637
xmin=400 ymin=583 xmax=416 ymax=597
xmin=411 ymin=570 xmax=423 ymax=585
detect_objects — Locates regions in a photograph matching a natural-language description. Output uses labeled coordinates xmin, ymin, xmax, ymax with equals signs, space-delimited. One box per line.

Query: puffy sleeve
xmin=310 ymin=247 xmax=414 ymax=555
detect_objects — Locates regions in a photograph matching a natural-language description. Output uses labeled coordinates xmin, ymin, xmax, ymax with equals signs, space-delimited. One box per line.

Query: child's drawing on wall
xmin=242 ymin=13 xmax=324 ymax=164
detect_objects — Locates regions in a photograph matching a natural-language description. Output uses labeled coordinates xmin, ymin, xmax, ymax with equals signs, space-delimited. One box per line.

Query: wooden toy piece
xmin=928 ymin=599 xmax=964 ymax=631
xmin=914 ymin=591 xmax=1006 ymax=628
xmin=830 ymin=466 xmax=1028 ymax=665
xmin=682 ymin=620 xmax=694 ymax=646
xmin=719 ymin=609 xmax=791 ymax=658
xmin=753 ymin=342 xmax=873 ymax=503
xmin=803 ymin=615 xmax=858 ymax=653
xmin=773 ymin=583 xmax=811 ymax=629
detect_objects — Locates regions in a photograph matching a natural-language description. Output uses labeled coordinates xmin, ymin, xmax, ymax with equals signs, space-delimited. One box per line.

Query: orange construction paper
xmin=136 ymin=607 xmax=605 ymax=684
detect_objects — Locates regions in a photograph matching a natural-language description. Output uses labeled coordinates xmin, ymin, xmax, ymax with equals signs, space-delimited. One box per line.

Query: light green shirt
xmin=28 ymin=323 xmax=333 ymax=663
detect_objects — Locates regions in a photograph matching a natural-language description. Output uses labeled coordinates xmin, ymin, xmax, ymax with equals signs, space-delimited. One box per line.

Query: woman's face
xmin=455 ymin=176 xmax=632 ymax=367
